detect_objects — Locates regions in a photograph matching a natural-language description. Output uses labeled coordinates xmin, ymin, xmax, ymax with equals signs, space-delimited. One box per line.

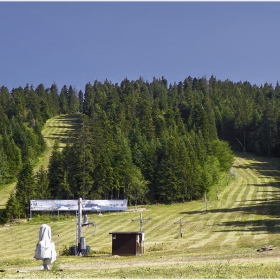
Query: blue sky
xmin=1 ymin=2 xmax=280 ymax=92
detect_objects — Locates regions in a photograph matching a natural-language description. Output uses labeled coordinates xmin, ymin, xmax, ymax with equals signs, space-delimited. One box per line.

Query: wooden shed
xmin=109 ymin=231 xmax=144 ymax=256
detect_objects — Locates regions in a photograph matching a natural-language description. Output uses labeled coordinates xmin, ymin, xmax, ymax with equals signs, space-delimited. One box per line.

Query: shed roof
xmin=109 ymin=231 xmax=143 ymax=235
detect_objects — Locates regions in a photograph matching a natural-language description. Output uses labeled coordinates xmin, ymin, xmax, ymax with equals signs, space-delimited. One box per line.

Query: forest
xmin=1 ymin=75 xmax=280 ymax=221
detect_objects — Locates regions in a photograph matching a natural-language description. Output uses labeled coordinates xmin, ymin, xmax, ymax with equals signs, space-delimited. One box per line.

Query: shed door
xmin=112 ymin=234 xmax=137 ymax=256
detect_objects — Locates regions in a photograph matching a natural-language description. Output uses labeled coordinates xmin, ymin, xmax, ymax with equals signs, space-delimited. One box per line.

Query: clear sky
xmin=1 ymin=1 xmax=280 ymax=92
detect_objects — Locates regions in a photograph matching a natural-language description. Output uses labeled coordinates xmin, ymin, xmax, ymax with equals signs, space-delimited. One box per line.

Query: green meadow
xmin=0 ymin=115 xmax=280 ymax=278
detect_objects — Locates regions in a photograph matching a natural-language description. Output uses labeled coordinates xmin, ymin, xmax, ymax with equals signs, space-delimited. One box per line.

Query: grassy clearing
xmin=1 ymin=115 xmax=280 ymax=278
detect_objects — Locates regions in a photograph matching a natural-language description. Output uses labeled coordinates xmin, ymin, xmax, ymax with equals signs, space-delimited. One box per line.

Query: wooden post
xmin=132 ymin=212 xmax=151 ymax=232
xmin=174 ymin=218 xmax=187 ymax=238
xmin=205 ymin=192 xmax=208 ymax=213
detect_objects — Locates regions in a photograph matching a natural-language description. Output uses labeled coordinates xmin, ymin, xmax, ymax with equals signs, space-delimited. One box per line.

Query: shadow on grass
xmin=181 ymin=201 xmax=280 ymax=233
xmin=235 ymin=197 xmax=280 ymax=202
xmin=247 ymin=181 xmax=280 ymax=189
xmin=180 ymin=152 xmax=280 ymax=233
xmin=214 ymin=219 xmax=280 ymax=233
xmin=181 ymin=200 xmax=280 ymax=215
xmin=45 ymin=136 xmax=78 ymax=142
xmin=56 ymin=114 xmax=82 ymax=123
xmin=233 ymin=152 xmax=280 ymax=179
xmin=44 ymin=114 xmax=81 ymax=145
xmin=47 ymin=125 xmax=77 ymax=129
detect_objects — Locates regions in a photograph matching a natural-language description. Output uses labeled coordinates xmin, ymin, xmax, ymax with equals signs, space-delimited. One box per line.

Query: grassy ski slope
xmin=0 ymin=115 xmax=280 ymax=277
xmin=0 ymin=114 xmax=81 ymax=209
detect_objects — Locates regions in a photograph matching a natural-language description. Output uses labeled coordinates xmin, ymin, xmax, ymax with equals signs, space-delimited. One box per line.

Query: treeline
xmin=2 ymin=75 xmax=280 ymax=221
xmin=45 ymin=78 xmax=234 ymax=206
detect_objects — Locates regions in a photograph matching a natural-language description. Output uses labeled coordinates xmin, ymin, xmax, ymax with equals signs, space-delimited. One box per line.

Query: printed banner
xmin=30 ymin=199 xmax=127 ymax=212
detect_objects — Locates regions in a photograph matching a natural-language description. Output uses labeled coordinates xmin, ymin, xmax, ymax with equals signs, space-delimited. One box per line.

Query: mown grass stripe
xmin=219 ymin=179 xmax=247 ymax=247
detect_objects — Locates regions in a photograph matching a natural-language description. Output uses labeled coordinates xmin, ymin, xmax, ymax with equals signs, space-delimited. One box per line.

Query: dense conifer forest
xmin=1 ymin=76 xmax=280 ymax=221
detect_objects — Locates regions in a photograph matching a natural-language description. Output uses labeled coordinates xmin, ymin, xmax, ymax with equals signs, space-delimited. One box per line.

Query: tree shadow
xmin=180 ymin=152 xmax=280 ymax=233
xmin=180 ymin=200 xmax=280 ymax=233
xmin=44 ymin=114 xmax=80 ymax=145
xmin=233 ymin=152 xmax=280 ymax=179
xmin=180 ymin=154 xmax=280 ymax=234
xmin=182 ymin=199 xmax=279 ymax=215
xmin=47 ymin=125 xmax=76 ymax=129
xmin=214 ymin=219 xmax=280 ymax=234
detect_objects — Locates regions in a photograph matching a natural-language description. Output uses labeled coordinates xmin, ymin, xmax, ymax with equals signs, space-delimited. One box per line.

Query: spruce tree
xmin=15 ymin=161 xmax=37 ymax=218
xmin=36 ymin=166 xmax=51 ymax=199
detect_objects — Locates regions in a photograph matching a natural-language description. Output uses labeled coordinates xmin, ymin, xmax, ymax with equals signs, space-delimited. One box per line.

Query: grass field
xmin=1 ymin=115 xmax=280 ymax=278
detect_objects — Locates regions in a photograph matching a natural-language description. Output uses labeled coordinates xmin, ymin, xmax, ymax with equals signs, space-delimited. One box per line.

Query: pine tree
xmin=70 ymin=115 xmax=95 ymax=199
xmin=2 ymin=191 xmax=21 ymax=222
xmin=126 ymin=165 xmax=149 ymax=206
xmin=83 ymin=83 xmax=95 ymax=117
xmin=78 ymin=90 xmax=84 ymax=113
xmin=0 ymin=103 xmax=9 ymax=135
xmin=111 ymin=131 xmax=134 ymax=199
xmin=48 ymin=141 xmax=63 ymax=198
xmin=36 ymin=166 xmax=51 ymax=199
xmin=0 ymin=143 xmax=9 ymax=184
xmin=2 ymin=132 xmax=22 ymax=181
xmin=59 ymin=85 xmax=68 ymax=114
xmin=68 ymin=85 xmax=79 ymax=113
xmin=155 ymin=135 xmax=182 ymax=203
xmin=48 ymin=83 xmax=60 ymax=116
xmin=15 ymin=161 xmax=37 ymax=217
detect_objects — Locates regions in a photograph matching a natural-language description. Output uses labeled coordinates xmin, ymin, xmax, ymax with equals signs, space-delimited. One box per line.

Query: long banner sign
xmin=30 ymin=199 xmax=127 ymax=212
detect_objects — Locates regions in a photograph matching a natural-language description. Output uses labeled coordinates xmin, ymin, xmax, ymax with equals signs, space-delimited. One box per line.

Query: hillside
xmin=0 ymin=148 xmax=280 ymax=278
xmin=0 ymin=114 xmax=81 ymax=210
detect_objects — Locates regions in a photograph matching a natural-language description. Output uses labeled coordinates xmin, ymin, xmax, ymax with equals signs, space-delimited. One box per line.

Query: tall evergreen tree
xmin=59 ymin=85 xmax=68 ymax=114
xmin=2 ymin=132 xmax=22 ymax=180
xmin=14 ymin=161 xmax=37 ymax=217
xmin=48 ymin=83 xmax=60 ymax=116
xmin=36 ymin=166 xmax=51 ymax=199
xmin=48 ymin=141 xmax=63 ymax=198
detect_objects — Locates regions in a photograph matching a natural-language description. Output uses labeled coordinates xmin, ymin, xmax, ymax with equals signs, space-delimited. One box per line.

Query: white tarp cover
xmin=30 ymin=199 xmax=127 ymax=212
xmin=34 ymin=224 xmax=57 ymax=263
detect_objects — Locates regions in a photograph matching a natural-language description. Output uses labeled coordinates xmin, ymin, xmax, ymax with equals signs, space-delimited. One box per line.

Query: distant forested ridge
xmin=1 ymin=76 xmax=280 ymax=220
